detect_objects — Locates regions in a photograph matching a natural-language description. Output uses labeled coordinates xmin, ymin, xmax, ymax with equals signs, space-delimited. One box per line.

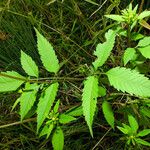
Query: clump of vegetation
xmin=0 ymin=0 xmax=150 ymax=150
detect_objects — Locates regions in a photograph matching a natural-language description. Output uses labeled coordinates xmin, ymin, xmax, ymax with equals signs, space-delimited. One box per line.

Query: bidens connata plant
xmin=1 ymin=3 xmax=150 ymax=149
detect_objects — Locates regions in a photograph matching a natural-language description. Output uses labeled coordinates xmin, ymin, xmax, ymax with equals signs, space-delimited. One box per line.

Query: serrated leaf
xmin=105 ymin=15 xmax=124 ymax=22
xmin=138 ymin=45 xmax=150 ymax=59
xmin=37 ymin=82 xmax=59 ymax=132
xmin=102 ymin=100 xmax=114 ymax=128
xmin=92 ymin=30 xmax=116 ymax=70
xmin=65 ymin=106 xmax=83 ymax=117
xmin=137 ymin=129 xmax=150 ymax=137
xmin=128 ymin=114 xmax=139 ymax=133
xmin=135 ymin=138 xmax=150 ymax=146
xmin=59 ymin=114 xmax=76 ymax=124
xmin=106 ymin=67 xmax=150 ymax=97
xmin=20 ymin=83 xmax=38 ymax=121
xmin=35 ymin=28 xmax=59 ymax=74
xmin=0 ymin=71 xmax=25 ymax=92
xmin=137 ymin=37 xmax=150 ymax=47
xmin=138 ymin=11 xmax=150 ymax=20
xmin=123 ymin=48 xmax=136 ymax=66
xmin=82 ymin=76 xmax=99 ymax=137
xmin=52 ymin=126 xmax=64 ymax=150
xmin=21 ymin=50 xmax=39 ymax=77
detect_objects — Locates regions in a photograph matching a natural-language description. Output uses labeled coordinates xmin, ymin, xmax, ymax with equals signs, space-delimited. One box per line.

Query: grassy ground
xmin=0 ymin=0 xmax=150 ymax=149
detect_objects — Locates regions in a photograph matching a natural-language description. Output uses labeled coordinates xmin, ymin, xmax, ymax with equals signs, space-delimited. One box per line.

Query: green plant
xmin=1 ymin=3 xmax=150 ymax=149
xmin=117 ymin=114 xmax=150 ymax=148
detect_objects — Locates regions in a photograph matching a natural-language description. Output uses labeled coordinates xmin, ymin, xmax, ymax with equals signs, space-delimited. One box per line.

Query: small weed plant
xmin=1 ymin=3 xmax=150 ymax=150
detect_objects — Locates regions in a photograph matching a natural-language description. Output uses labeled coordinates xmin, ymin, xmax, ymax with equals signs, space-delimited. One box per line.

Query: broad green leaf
xmin=138 ymin=11 xmax=150 ymax=20
xmin=137 ymin=129 xmax=150 ymax=137
xmin=53 ymin=100 xmax=60 ymax=113
xmin=0 ymin=71 xmax=25 ymax=92
xmin=117 ymin=126 xmax=128 ymax=134
xmin=98 ymin=86 xmax=106 ymax=97
xmin=102 ymin=100 xmax=114 ymax=128
xmin=35 ymin=28 xmax=59 ymax=74
xmin=46 ymin=123 xmax=54 ymax=139
xmin=137 ymin=37 xmax=150 ymax=47
xmin=52 ymin=126 xmax=64 ymax=150
xmin=135 ymin=138 xmax=150 ymax=146
xmin=21 ymin=50 xmax=39 ymax=77
xmin=123 ymin=48 xmax=136 ymax=66
xmin=92 ymin=30 xmax=116 ymax=70
xmin=37 ymin=82 xmax=59 ymax=132
xmin=59 ymin=114 xmax=76 ymax=124
xmin=105 ymin=15 xmax=124 ymax=22
xmin=20 ymin=83 xmax=38 ymax=121
xmin=82 ymin=76 xmax=99 ymax=137
xmin=106 ymin=67 xmax=150 ymax=97
xmin=65 ymin=106 xmax=83 ymax=117
xmin=138 ymin=45 xmax=150 ymax=59
xmin=140 ymin=107 xmax=150 ymax=118
xmin=128 ymin=114 xmax=139 ymax=133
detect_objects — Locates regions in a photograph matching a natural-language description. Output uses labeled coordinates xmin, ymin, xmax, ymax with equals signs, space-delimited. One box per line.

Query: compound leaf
xmin=93 ymin=30 xmax=116 ymax=70
xmin=20 ymin=83 xmax=38 ymax=121
xmin=82 ymin=76 xmax=99 ymax=137
xmin=37 ymin=82 xmax=59 ymax=132
xmin=106 ymin=67 xmax=150 ymax=97
xmin=102 ymin=100 xmax=114 ymax=128
xmin=35 ymin=28 xmax=59 ymax=74
xmin=52 ymin=126 xmax=64 ymax=150
xmin=0 ymin=71 xmax=25 ymax=92
xmin=21 ymin=50 xmax=38 ymax=77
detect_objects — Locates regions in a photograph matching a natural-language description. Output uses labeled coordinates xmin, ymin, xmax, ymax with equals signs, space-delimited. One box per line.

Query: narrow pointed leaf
xmin=39 ymin=125 xmax=49 ymax=137
xmin=102 ymin=100 xmax=114 ymax=128
xmin=135 ymin=138 xmax=150 ymax=146
xmin=59 ymin=114 xmax=76 ymax=124
xmin=137 ymin=129 xmax=150 ymax=137
xmin=138 ymin=11 xmax=150 ymax=20
xmin=82 ymin=76 xmax=99 ymax=137
xmin=93 ymin=30 xmax=116 ymax=70
xmin=52 ymin=126 xmax=64 ymax=150
xmin=128 ymin=114 xmax=139 ymax=133
xmin=46 ymin=123 xmax=54 ymax=139
xmin=117 ymin=126 xmax=128 ymax=134
xmin=21 ymin=51 xmax=39 ymax=77
xmin=123 ymin=48 xmax=136 ymax=66
xmin=20 ymin=83 xmax=38 ymax=121
xmin=35 ymin=28 xmax=59 ymax=73
xmin=106 ymin=67 xmax=150 ymax=97
xmin=53 ymin=100 xmax=60 ymax=113
xmin=65 ymin=106 xmax=83 ymax=117
xmin=105 ymin=15 xmax=124 ymax=22
xmin=0 ymin=71 xmax=25 ymax=92
xmin=37 ymin=82 xmax=59 ymax=132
